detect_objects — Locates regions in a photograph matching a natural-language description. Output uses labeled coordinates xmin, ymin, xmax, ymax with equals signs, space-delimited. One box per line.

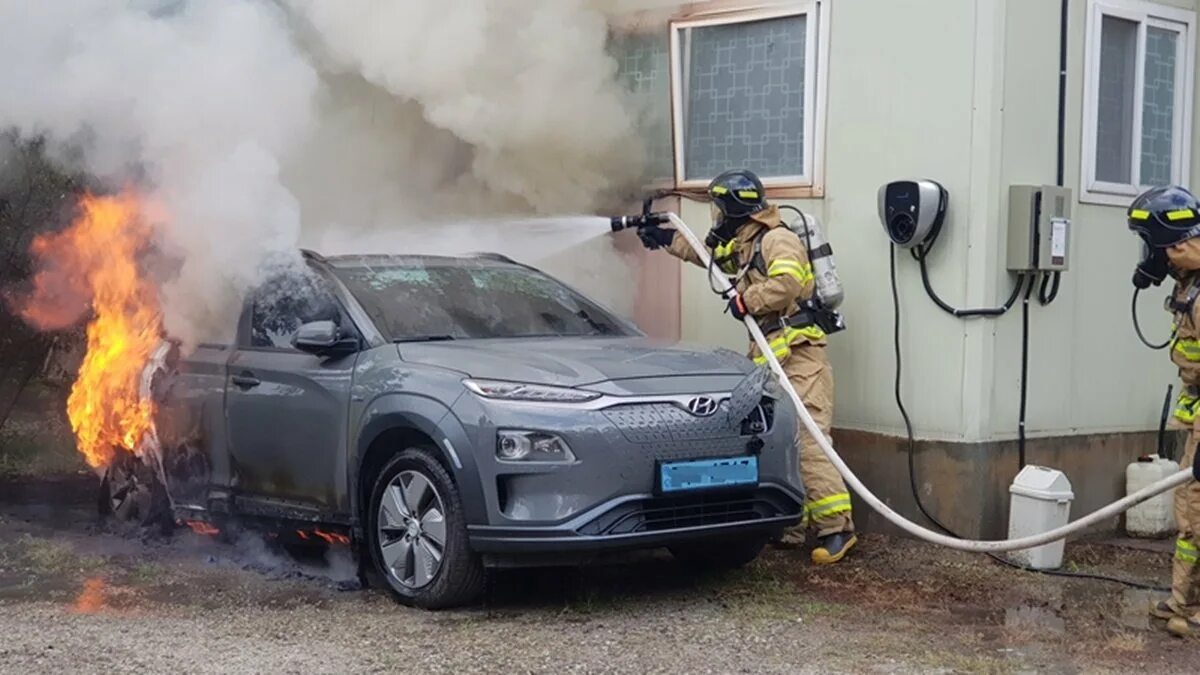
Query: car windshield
xmin=332 ymin=258 xmax=635 ymax=341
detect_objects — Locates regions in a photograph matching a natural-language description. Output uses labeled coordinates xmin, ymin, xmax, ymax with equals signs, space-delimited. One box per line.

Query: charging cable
xmin=907 ymin=221 xmax=1024 ymax=317
xmin=914 ymin=248 xmax=1025 ymax=317
xmin=1038 ymin=272 xmax=1062 ymax=306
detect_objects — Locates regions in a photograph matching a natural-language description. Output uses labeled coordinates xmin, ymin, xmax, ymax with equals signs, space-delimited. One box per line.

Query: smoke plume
xmin=0 ymin=0 xmax=645 ymax=344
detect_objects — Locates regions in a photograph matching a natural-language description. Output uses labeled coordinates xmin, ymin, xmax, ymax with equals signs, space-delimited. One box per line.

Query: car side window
xmin=246 ymin=268 xmax=343 ymax=350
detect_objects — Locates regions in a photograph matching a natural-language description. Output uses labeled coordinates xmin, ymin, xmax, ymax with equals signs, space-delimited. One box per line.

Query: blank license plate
xmin=659 ymin=456 xmax=758 ymax=494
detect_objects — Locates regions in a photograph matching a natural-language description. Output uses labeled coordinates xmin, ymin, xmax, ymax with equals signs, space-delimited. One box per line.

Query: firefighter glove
xmin=638 ymin=225 xmax=675 ymax=250
xmin=725 ymin=293 xmax=749 ymax=321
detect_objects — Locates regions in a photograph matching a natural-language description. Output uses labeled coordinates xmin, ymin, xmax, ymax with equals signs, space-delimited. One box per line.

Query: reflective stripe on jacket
xmin=1177 ymin=537 xmax=1198 ymax=565
xmin=1169 ymin=277 xmax=1200 ymax=428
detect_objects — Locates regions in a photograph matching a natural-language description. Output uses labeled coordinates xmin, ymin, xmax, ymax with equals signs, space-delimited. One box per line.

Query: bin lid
xmin=1008 ymin=465 xmax=1074 ymax=501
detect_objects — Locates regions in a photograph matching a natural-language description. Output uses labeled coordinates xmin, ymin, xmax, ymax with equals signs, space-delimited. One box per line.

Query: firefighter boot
xmin=1149 ymin=598 xmax=1183 ymax=621
xmin=811 ymin=531 xmax=857 ymax=565
xmin=1166 ymin=613 xmax=1200 ymax=639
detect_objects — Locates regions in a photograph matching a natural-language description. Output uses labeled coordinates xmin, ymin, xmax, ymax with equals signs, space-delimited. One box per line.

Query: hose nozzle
xmin=610 ymin=212 xmax=670 ymax=232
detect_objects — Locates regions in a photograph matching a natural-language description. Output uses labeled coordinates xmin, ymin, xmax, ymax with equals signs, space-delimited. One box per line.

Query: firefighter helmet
xmin=1128 ymin=185 xmax=1200 ymax=249
xmin=708 ymin=169 xmax=767 ymax=220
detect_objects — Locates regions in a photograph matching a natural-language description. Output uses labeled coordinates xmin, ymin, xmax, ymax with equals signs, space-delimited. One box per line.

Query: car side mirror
xmin=293 ymin=320 xmax=359 ymax=358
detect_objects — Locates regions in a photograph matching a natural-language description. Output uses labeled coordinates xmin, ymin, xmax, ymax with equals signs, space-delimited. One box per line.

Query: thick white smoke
xmin=0 ymin=0 xmax=646 ymax=345
xmin=0 ymin=0 xmax=319 ymax=343
xmin=283 ymin=0 xmax=642 ymax=215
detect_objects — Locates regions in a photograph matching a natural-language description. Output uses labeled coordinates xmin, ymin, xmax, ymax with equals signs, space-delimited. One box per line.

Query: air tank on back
xmin=788 ymin=210 xmax=844 ymax=309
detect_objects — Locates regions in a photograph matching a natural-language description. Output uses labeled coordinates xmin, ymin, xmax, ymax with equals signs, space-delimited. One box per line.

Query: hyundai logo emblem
xmin=686 ymin=396 xmax=719 ymax=417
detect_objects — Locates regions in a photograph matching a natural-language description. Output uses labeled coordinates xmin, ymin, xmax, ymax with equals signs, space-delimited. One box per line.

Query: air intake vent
xmin=578 ymin=487 xmax=799 ymax=536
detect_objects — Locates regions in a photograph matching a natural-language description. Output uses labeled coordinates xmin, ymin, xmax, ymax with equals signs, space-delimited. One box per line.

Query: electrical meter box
xmin=1007 ymin=185 xmax=1072 ymax=272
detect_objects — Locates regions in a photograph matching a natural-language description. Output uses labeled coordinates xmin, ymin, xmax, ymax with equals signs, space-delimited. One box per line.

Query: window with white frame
xmin=670 ymin=3 xmax=827 ymax=190
xmin=1082 ymin=0 xmax=1196 ymax=203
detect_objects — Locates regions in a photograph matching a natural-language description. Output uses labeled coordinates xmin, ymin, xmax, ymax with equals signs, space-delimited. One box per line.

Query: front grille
xmin=602 ymin=399 xmax=775 ymax=445
xmin=577 ymin=488 xmax=800 ymax=536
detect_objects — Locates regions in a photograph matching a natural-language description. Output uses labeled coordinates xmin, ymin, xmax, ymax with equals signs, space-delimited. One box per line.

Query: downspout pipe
xmin=1056 ymin=0 xmax=1068 ymax=188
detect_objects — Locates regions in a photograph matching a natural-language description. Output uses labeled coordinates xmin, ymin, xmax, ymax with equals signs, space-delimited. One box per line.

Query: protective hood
xmin=1168 ymin=238 xmax=1200 ymax=273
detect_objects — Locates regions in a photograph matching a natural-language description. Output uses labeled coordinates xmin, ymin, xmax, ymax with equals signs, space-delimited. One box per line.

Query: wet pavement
xmin=1 ymin=474 xmax=1198 ymax=674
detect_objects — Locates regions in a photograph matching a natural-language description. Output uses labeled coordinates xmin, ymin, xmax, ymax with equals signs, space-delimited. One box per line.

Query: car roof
xmin=301 ymin=250 xmax=520 ymax=269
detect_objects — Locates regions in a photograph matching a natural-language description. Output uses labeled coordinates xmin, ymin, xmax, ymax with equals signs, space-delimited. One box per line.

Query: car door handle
xmin=231 ymin=372 xmax=261 ymax=389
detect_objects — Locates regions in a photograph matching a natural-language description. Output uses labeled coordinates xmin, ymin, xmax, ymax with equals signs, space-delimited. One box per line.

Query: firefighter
xmin=1129 ymin=185 xmax=1200 ymax=639
xmin=638 ymin=169 xmax=856 ymax=564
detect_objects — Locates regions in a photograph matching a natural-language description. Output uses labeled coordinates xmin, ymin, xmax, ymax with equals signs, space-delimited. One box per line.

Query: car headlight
xmin=496 ymin=431 xmax=577 ymax=463
xmin=463 ymin=379 xmax=601 ymax=403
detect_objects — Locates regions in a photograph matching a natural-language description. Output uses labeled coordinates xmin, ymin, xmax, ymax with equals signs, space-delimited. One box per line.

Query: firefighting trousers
xmin=1173 ymin=434 xmax=1200 ymax=617
xmin=783 ymin=344 xmax=853 ymax=537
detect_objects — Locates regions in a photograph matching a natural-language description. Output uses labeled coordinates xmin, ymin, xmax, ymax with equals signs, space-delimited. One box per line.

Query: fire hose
xmin=617 ymin=212 xmax=1195 ymax=553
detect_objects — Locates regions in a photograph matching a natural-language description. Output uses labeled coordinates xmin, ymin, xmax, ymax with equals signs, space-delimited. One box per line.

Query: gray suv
xmin=117 ymin=250 xmax=805 ymax=608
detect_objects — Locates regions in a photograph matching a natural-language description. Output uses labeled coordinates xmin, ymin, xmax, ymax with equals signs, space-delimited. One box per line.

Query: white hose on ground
xmin=665 ymin=212 xmax=1195 ymax=553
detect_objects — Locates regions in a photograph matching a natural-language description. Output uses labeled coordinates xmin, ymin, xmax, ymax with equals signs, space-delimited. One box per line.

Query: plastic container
xmin=1007 ymin=465 xmax=1075 ymax=569
xmin=1125 ymin=455 xmax=1179 ymax=538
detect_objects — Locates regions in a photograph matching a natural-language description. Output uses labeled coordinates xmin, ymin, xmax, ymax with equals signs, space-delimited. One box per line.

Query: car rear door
xmin=224 ymin=266 xmax=360 ymax=517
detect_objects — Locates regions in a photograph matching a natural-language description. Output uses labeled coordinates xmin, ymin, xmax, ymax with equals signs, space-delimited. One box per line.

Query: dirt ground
xmin=0 ymin=473 xmax=1197 ymax=674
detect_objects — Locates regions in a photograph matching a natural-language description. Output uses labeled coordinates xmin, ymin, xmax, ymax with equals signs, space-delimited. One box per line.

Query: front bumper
xmin=468 ymin=482 xmax=804 ymax=553
xmin=449 ymin=370 xmax=804 ymax=557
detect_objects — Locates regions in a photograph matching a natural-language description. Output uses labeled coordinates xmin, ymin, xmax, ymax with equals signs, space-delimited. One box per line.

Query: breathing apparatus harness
xmin=704 ymin=207 xmax=846 ymax=339
xmin=1167 ymin=281 xmax=1200 ymax=328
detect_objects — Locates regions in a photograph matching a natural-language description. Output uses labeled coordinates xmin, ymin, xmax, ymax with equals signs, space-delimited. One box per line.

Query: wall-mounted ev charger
xmin=877 ymin=179 xmax=948 ymax=249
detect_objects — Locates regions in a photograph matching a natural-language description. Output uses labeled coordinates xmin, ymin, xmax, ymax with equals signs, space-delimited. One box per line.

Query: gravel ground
xmin=1 ymin=474 xmax=1198 ymax=674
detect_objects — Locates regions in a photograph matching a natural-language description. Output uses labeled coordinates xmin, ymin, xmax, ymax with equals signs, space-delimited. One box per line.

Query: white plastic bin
xmin=1006 ymin=465 xmax=1074 ymax=569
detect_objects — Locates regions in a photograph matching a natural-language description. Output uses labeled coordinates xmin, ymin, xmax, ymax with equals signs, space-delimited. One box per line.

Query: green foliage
xmin=0 ymin=132 xmax=87 ymax=456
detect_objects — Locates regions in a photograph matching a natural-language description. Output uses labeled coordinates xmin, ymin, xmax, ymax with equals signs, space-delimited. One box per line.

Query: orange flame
xmin=19 ymin=191 xmax=162 ymax=469
xmin=72 ymin=577 xmax=107 ymax=614
xmin=313 ymin=528 xmax=351 ymax=546
xmin=184 ymin=520 xmax=220 ymax=536
xmin=296 ymin=528 xmax=351 ymax=546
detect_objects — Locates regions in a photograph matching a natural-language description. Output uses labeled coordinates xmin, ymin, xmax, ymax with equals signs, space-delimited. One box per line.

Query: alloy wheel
xmin=376 ymin=470 xmax=448 ymax=589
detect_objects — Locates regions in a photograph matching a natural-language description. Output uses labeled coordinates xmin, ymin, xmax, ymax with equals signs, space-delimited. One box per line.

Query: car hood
xmin=395 ymin=337 xmax=752 ymax=387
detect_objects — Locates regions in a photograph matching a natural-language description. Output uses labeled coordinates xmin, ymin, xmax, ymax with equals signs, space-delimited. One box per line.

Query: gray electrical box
xmin=1007 ymin=185 xmax=1072 ymax=272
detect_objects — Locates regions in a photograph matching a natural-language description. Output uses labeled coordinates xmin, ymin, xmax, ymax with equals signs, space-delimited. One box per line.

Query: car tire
xmin=97 ymin=452 xmax=173 ymax=533
xmin=366 ymin=448 xmax=484 ymax=609
xmin=669 ymin=535 xmax=767 ymax=571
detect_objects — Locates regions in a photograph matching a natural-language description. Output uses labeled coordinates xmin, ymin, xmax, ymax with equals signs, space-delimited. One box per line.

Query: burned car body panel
xmin=153 ymin=343 xmax=230 ymax=509
xmin=149 ymin=252 xmax=805 ymax=566
xmin=225 ymin=347 xmax=355 ymax=510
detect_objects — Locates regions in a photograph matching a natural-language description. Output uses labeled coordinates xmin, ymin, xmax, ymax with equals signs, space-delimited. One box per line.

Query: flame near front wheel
xmin=19 ymin=191 xmax=164 ymax=471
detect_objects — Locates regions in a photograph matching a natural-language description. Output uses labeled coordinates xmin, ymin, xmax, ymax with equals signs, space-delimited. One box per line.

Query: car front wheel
xmin=366 ymin=448 xmax=484 ymax=609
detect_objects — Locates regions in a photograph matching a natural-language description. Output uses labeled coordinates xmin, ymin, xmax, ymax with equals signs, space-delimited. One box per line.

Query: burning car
xmin=104 ymin=249 xmax=806 ymax=608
